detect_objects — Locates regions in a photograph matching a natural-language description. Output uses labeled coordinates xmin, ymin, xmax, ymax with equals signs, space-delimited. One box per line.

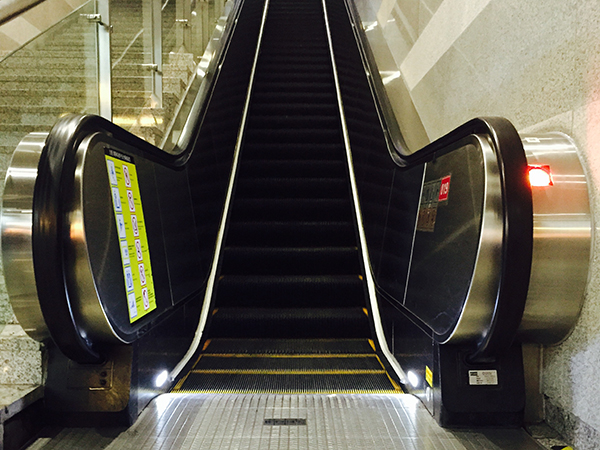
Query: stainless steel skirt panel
xmin=519 ymin=133 xmax=592 ymax=345
xmin=1 ymin=133 xmax=49 ymax=341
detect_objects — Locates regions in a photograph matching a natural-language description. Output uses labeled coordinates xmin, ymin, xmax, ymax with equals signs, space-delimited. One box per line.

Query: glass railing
xmin=0 ymin=0 xmax=232 ymax=166
xmin=0 ymin=1 xmax=98 ymax=185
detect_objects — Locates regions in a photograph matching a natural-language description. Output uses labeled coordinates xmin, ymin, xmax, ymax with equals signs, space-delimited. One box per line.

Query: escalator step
xmin=193 ymin=355 xmax=383 ymax=371
xmin=230 ymin=198 xmax=352 ymax=221
xmin=244 ymin=128 xmax=340 ymax=144
xmin=175 ymin=372 xmax=399 ymax=393
xmin=225 ymin=221 xmax=355 ymax=246
xmin=234 ymin=177 xmax=347 ymax=199
xmin=236 ymin=160 xmax=345 ymax=178
xmin=241 ymin=143 xmax=344 ymax=160
xmin=220 ymin=246 xmax=360 ymax=275
xmin=215 ymin=274 xmax=365 ymax=306
xmin=209 ymin=307 xmax=371 ymax=338
xmin=246 ymin=115 xmax=338 ymax=129
xmin=203 ymin=338 xmax=375 ymax=354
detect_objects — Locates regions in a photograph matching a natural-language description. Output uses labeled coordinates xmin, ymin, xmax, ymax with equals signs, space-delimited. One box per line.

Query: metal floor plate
xmin=26 ymin=394 xmax=545 ymax=450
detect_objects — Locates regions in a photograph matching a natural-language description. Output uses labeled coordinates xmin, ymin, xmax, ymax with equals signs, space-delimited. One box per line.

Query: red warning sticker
xmin=438 ymin=175 xmax=451 ymax=202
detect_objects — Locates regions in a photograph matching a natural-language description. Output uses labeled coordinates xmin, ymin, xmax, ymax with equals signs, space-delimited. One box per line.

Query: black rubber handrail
xmin=33 ymin=115 xmax=104 ymax=362
xmin=339 ymin=0 xmax=533 ymax=360
xmin=405 ymin=117 xmax=533 ymax=361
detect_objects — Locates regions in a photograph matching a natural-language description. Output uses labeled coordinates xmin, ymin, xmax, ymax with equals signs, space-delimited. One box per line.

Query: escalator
xmin=173 ymin=0 xmax=399 ymax=394
xmin=0 ymin=0 xmax=592 ymax=437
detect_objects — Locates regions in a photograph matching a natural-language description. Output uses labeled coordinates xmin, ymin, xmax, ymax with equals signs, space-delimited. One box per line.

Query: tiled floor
xmin=26 ymin=394 xmax=547 ymax=449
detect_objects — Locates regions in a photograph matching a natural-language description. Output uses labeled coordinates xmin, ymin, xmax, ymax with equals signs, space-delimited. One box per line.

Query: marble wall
xmin=0 ymin=0 xmax=87 ymax=53
xmin=357 ymin=0 xmax=600 ymax=447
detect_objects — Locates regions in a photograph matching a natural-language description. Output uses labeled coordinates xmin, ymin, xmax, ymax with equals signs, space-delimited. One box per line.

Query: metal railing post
xmin=176 ymin=0 xmax=191 ymax=51
xmin=96 ymin=0 xmax=112 ymax=119
xmin=144 ymin=0 xmax=163 ymax=107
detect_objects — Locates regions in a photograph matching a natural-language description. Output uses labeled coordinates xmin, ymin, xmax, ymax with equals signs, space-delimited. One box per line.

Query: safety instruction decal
xmin=105 ymin=149 xmax=156 ymax=323
xmin=416 ymin=174 xmax=451 ymax=232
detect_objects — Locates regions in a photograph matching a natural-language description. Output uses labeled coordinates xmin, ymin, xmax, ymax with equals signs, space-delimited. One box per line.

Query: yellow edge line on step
xmin=189 ymin=369 xmax=387 ymax=375
xmin=199 ymin=353 xmax=378 ymax=358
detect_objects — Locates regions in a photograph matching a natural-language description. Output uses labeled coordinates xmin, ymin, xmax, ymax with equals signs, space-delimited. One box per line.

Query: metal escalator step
xmin=241 ymin=142 xmax=343 ymax=160
xmin=204 ymin=338 xmax=376 ymax=354
xmin=220 ymin=246 xmax=360 ymax=275
xmin=243 ymin=128 xmax=340 ymax=144
xmin=193 ymin=355 xmax=383 ymax=371
xmin=236 ymin=160 xmax=345 ymax=178
xmin=174 ymin=372 xmax=399 ymax=393
xmin=209 ymin=307 xmax=371 ymax=338
xmin=230 ymin=198 xmax=352 ymax=221
xmin=215 ymin=274 xmax=365 ymax=306
xmin=234 ymin=177 xmax=348 ymax=199
xmin=225 ymin=221 xmax=355 ymax=246
xmin=246 ymin=115 xmax=338 ymax=129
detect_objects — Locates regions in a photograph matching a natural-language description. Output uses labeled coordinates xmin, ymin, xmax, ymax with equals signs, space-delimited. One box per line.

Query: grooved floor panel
xmin=25 ymin=394 xmax=546 ymax=449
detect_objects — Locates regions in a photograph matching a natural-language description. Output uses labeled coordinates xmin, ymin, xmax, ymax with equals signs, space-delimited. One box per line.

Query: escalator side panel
xmin=186 ymin=0 xmax=267 ymax=281
xmin=324 ymin=0 xmax=423 ymax=292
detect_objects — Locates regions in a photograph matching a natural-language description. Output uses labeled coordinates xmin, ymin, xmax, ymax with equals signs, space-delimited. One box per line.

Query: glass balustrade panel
xmin=110 ymin=0 xmax=159 ymax=143
xmin=0 ymin=1 xmax=98 ymax=188
xmin=160 ymin=0 xmax=231 ymax=153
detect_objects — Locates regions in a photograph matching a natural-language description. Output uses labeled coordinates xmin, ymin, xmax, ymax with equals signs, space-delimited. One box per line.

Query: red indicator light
xmin=528 ymin=165 xmax=553 ymax=187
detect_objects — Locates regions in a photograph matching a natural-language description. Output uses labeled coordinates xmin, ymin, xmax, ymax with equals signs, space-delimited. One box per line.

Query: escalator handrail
xmin=338 ymin=0 xmax=533 ymax=359
xmin=29 ymin=0 xmax=252 ymax=363
xmin=34 ymin=115 xmax=105 ymax=362
xmin=33 ymin=112 xmax=204 ymax=362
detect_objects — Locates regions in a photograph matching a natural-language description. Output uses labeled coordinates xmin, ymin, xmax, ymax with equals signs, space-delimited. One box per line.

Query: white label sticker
xmin=120 ymin=240 xmax=130 ymax=265
xmin=138 ymin=263 xmax=146 ymax=286
xmin=128 ymin=292 xmax=138 ymax=318
xmin=107 ymin=160 xmax=118 ymax=185
xmin=468 ymin=370 xmax=498 ymax=386
xmin=116 ymin=214 xmax=126 ymax=239
xmin=112 ymin=187 xmax=122 ymax=212
xmin=124 ymin=266 xmax=134 ymax=292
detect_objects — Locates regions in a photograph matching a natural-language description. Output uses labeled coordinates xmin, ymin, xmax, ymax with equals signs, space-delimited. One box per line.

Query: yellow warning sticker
xmin=105 ymin=149 xmax=156 ymax=323
xmin=425 ymin=366 xmax=433 ymax=387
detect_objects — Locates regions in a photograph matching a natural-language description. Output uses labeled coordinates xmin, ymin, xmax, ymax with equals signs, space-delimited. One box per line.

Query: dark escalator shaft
xmin=173 ymin=0 xmax=400 ymax=393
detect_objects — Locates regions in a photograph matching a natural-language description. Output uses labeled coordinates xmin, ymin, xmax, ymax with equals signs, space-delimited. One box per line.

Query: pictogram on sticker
xmin=123 ymin=164 xmax=131 ymax=187
xmin=142 ymin=288 xmax=150 ymax=310
xmin=127 ymin=190 xmax=135 ymax=212
xmin=131 ymin=215 xmax=139 ymax=237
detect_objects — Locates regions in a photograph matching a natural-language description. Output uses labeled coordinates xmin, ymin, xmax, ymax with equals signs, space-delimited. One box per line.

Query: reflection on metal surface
xmin=447 ymin=136 xmax=503 ymax=343
xmin=519 ymin=133 xmax=591 ymax=345
xmin=1 ymin=133 xmax=49 ymax=341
